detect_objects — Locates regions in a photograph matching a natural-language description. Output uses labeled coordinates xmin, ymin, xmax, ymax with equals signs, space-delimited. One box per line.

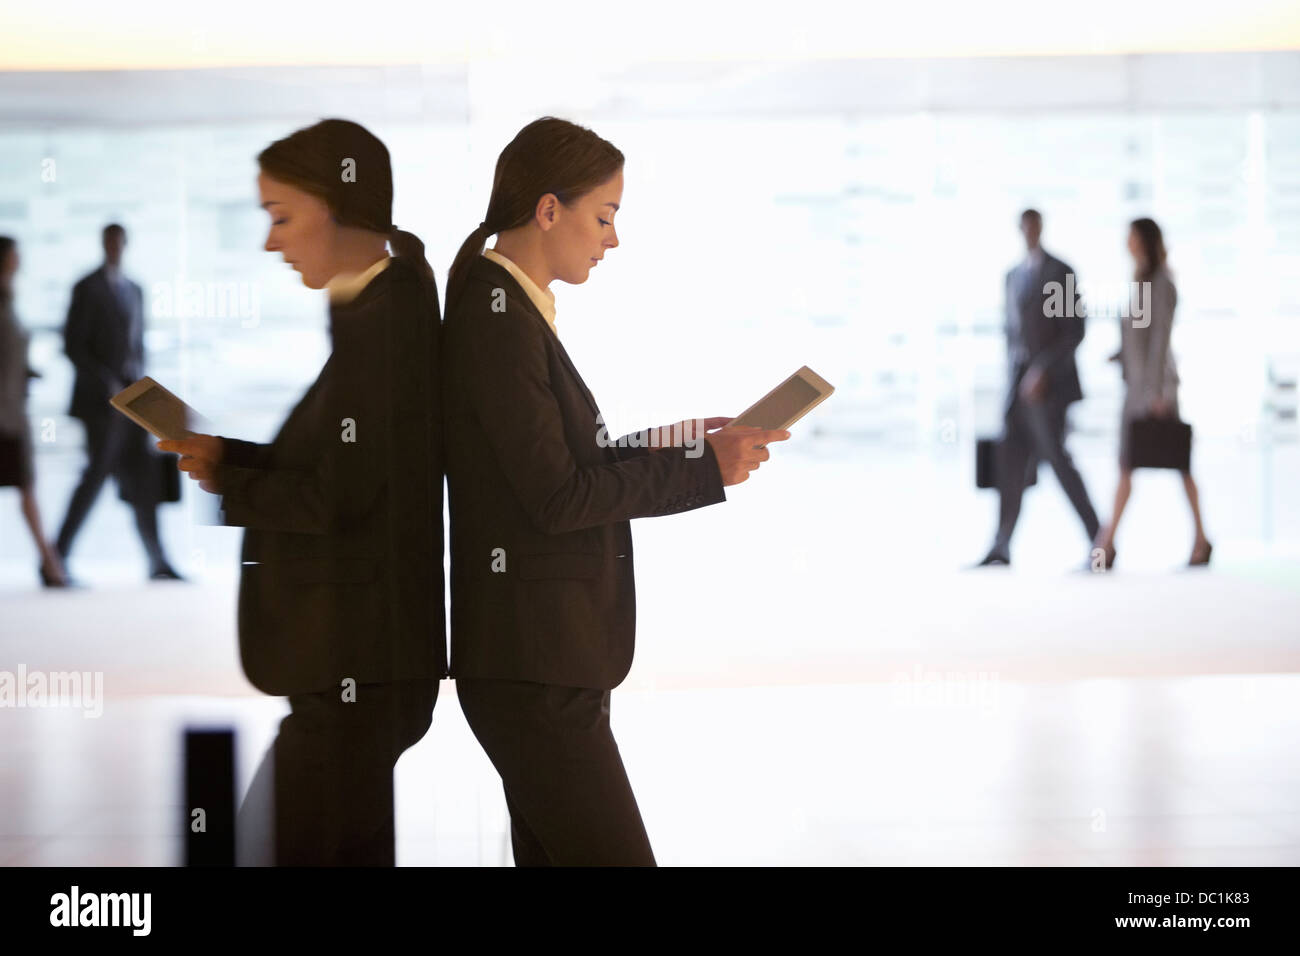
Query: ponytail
xmin=445 ymin=222 xmax=494 ymax=317
xmin=389 ymin=226 xmax=440 ymax=311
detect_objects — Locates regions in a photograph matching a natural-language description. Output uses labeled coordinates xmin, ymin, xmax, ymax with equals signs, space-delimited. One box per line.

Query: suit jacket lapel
xmin=551 ymin=336 xmax=602 ymax=424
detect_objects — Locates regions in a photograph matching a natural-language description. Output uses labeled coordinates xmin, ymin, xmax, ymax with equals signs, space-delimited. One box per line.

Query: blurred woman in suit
xmin=1094 ymin=217 xmax=1212 ymax=567
xmin=160 ymin=119 xmax=444 ymax=864
xmin=442 ymin=116 xmax=790 ymax=866
xmin=0 ymin=236 xmax=70 ymax=587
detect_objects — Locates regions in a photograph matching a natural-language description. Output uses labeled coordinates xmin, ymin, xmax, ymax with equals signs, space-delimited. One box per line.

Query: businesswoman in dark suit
xmin=442 ymin=116 xmax=789 ymax=865
xmin=161 ymin=119 xmax=444 ymax=864
xmin=1094 ymin=217 xmax=1212 ymax=567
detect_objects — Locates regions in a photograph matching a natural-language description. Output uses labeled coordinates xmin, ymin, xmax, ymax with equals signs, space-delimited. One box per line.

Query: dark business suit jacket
xmin=65 ymin=266 xmax=144 ymax=421
xmin=1003 ymin=250 xmax=1085 ymax=417
xmin=216 ymin=256 xmax=445 ymax=697
xmin=442 ymin=255 xmax=726 ymax=690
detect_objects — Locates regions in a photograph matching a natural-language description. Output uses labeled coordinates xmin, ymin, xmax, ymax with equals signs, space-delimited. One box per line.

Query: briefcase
xmin=1128 ymin=417 xmax=1192 ymax=471
xmin=158 ymin=451 xmax=182 ymax=503
xmin=976 ymin=437 xmax=1038 ymax=490
xmin=117 ymin=448 xmax=182 ymax=504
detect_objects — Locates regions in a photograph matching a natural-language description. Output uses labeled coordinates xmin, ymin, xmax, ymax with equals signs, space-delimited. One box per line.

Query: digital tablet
xmin=110 ymin=377 xmax=210 ymax=442
xmin=727 ymin=365 xmax=835 ymax=432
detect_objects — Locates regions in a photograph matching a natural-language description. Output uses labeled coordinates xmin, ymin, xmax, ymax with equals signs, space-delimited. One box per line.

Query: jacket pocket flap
xmin=517 ymin=552 xmax=601 ymax=580
xmin=280 ymin=556 xmax=379 ymax=583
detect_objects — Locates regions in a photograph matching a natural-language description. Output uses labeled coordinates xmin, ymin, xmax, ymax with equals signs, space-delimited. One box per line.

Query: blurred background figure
xmin=978 ymin=209 xmax=1102 ymax=567
xmin=0 ymin=236 xmax=69 ymax=587
xmin=1094 ymin=217 xmax=1213 ymax=567
xmin=54 ymin=223 xmax=181 ymax=583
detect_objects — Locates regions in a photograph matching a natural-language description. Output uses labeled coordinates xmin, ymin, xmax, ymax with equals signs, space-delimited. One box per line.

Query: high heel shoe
xmin=1189 ymin=540 xmax=1213 ymax=567
xmin=1082 ymin=543 xmax=1116 ymax=571
xmin=39 ymin=559 xmax=70 ymax=588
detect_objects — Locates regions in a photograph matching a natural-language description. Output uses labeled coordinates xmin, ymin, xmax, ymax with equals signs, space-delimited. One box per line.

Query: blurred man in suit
xmin=978 ymin=209 xmax=1101 ymax=567
xmin=55 ymin=223 xmax=179 ymax=581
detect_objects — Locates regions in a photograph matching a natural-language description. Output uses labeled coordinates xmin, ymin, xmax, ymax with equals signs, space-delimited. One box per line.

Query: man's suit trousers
xmin=995 ymin=395 xmax=1100 ymax=551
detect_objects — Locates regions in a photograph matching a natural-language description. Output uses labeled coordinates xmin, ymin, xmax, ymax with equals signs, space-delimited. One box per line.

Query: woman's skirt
xmin=0 ymin=421 xmax=35 ymax=489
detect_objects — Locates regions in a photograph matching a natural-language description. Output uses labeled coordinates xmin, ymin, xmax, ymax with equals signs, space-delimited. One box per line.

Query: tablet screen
xmin=125 ymin=385 xmax=194 ymax=440
xmin=733 ymin=375 xmax=823 ymax=429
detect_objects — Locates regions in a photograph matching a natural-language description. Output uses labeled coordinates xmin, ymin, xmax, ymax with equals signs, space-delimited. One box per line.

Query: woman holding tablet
xmin=161 ymin=119 xmax=443 ymax=865
xmin=442 ymin=116 xmax=789 ymax=866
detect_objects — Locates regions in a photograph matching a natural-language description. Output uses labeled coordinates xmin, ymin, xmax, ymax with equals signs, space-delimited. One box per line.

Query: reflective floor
xmin=1 ymin=434 xmax=1298 ymax=865
xmin=2 ymin=676 xmax=1297 ymax=866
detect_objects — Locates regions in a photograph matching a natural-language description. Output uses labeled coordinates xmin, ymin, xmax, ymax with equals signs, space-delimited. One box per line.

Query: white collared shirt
xmin=482 ymin=248 xmax=557 ymax=335
xmin=326 ymin=255 xmax=391 ymax=305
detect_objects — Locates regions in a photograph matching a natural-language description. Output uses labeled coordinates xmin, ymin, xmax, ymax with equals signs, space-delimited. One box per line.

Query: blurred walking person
xmin=1093 ymin=217 xmax=1212 ymax=567
xmin=54 ymin=223 xmax=180 ymax=581
xmin=0 ymin=236 xmax=69 ymax=587
xmin=977 ymin=208 xmax=1102 ymax=567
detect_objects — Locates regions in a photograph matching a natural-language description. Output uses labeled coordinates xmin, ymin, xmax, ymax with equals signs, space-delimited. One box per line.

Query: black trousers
xmin=456 ymin=677 xmax=656 ymax=866
xmin=238 ymin=677 xmax=438 ymax=866
xmin=56 ymin=409 xmax=167 ymax=571
xmin=994 ymin=395 xmax=1100 ymax=552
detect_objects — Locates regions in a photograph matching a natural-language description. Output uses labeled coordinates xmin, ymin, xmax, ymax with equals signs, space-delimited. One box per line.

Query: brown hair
xmin=1130 ymin=217 xmax=1167 ymax=281
xmin=258 ymin=118 xmax=436 ymax=300
xmin=445 ymin=116 xmax=624 ymax=313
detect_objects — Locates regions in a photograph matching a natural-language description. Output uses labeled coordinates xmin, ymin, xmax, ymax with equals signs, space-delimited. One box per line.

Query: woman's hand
xmin=1150 ymin=397 xmax=1173 ymax=418
xmin=705 ymin=424 xmax=791 ymax=486
xmin=157 ymin=434 xmax=225 ymax=495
